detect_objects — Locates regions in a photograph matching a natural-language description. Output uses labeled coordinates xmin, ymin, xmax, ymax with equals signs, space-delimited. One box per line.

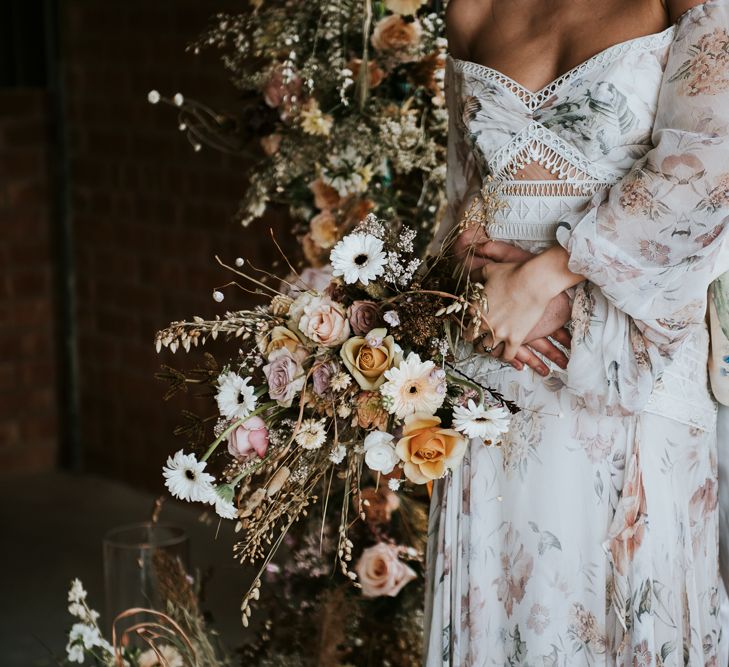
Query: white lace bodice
xmin=447 ymin=26 xmax=676 ymax=243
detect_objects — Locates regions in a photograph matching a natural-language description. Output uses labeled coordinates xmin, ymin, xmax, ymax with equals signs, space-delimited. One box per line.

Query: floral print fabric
xmin=426 ymin=2 xmax=728 ymax=665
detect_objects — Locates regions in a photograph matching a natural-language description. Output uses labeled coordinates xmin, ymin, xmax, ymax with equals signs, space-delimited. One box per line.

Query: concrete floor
xmin=0 ymin=472 xmax=248 ymax=667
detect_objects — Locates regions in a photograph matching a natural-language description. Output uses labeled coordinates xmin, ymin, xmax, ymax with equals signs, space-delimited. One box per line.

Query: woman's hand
xmin=456 ymin=235 xmax=573 ymax=374
xmin=469 ymin=244 xmax=585 ymax=363
xmin=468 ymin=260 xmax=555 ymax=362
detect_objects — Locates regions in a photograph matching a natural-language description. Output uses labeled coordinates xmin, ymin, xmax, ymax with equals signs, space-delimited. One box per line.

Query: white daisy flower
xmin=216 ymin=371 xmax=257 ymax=420
xmin=329 ymin=444 xmax=347 ymax=464
xmin=330 ymin=371 xmax=352 ymax=392
xmin=212 ymin=495 xmax=238 ymax=520
xmin=294 ymin=418 xmax=328 ymax=450
xmin=163 ymin=450 xmax=216 ymax=503
xmin=330 ymin=233 xmax=387 ymax=285
xmin=452 ymin=399 xmax=511 ymax=443
xmin=388 ymin=478 xmax=401 ymax=491
xmin=380 ymin=352 xmax=446 ymax=419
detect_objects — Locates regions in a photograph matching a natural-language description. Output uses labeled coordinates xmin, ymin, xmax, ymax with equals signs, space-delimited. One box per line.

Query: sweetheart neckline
xmin=448 ymin=25 xmax=676 ymax=103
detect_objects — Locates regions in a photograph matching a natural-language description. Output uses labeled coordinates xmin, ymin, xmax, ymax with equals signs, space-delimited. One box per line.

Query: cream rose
xmin=363 ymin=431 xmax=399 ymax=475
xmin=355 ymin=542 xmax=416 ymax=598
xmin=257 ymin=325 xmax=303 ymax=359
xmin=297 ymin=295 xmax=350 ymax=347
xmin=310 ymin=210 xmax=339 ymax=249
xmin=340 ymin=328 xmax=400 ymax=390
xmin=395 ymin=413 xmax=467 ymax=484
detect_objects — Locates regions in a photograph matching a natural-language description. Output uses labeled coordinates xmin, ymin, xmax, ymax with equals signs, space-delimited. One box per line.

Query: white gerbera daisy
xmin=294 ymin=418 xmax=328 ymax=450
xmin=330 ymin=233 xmax=387 ymax=285
xmin=452 ymin=400 xmax=511 ymax=443
xmin=216 ymin=371 xmax=256 ymax=420
xmin=380 ymin=352 xmax=446 ymax=419
xmin=163 ymin=450 xmax=216 ymax=503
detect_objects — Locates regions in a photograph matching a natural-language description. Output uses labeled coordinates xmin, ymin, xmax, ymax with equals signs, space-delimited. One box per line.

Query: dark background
xmin=1 ymin=0 xmax=285 ymax=482
xmin=1 ymin=1 xmax=285 ymax=663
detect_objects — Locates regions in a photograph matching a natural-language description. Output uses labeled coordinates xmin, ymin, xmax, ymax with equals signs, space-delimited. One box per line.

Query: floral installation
xmin=62 ymin=563 xmax=230 ymax=666
xmin=155 ymin=206 xmax=516 ymax=631
xmin=147 ymin=0 xmax=449 ymax=260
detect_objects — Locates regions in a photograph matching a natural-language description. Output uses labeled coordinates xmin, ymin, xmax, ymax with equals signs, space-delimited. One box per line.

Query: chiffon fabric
xmin=425 ymin=2 xmax=729 ymax=664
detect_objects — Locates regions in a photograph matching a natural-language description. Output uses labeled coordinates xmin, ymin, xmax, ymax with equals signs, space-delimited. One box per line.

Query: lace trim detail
xmin=489 ymin=122 xmax=617 ymax=183
xmin=451 ymin=26 xmax=675 ymax=112
xmin=491 ymin=180 xmax=612 ymax=197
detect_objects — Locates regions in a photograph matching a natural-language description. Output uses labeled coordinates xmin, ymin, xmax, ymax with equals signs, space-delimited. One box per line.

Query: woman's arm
xmin=479 ymin=0 xmax=729 ymax=410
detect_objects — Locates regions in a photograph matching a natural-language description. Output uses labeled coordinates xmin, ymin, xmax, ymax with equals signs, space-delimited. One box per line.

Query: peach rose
xmin=309 ymin=178 xmax=341 ymax=211
xmin=341 ymin=328 xmax=400 ymax=390
xmin=257 ymin=325 xmax=303 ymax=359
xmin=353 ymin=391 xmax=390 ymax=430
xmin=347 ymin=58 xmax=386 ymax=88
xmin=260 ymin=133 xmax=282 ymax=156
xmin=355 ymin=542 xmax=416 ymax=598
xmin=310 ymin=210 xmax=339 ymax=249
xmin=371 ymin=15 xmax=422 ymax=60
xmin=297 ymin=295 xmax=350 ymax=347
xmin=396 ymin=413 xmax=467 ymax=484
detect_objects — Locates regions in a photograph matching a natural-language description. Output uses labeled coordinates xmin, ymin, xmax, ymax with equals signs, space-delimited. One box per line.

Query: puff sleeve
xmin=555 ymin=0 xmax=729 ymax=412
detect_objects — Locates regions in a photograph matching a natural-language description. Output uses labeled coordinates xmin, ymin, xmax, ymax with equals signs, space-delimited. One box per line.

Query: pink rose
xmin=228 ymin=416 xmax=269 ymax=460
xmin=355 ymin=543 xmax=416 ymax=598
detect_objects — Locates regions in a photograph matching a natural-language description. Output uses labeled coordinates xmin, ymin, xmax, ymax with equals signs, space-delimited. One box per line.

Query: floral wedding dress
xmin=425 ymin=2 xmax=729 ymax=664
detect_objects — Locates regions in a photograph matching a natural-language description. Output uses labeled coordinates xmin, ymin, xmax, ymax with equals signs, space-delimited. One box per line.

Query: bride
xmin=425 ymin=0 xmax=729 ymax=663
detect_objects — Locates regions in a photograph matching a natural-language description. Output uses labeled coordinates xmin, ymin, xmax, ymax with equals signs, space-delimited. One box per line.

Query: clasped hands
xmin=455 ymin=226 xmax=574 ymax=376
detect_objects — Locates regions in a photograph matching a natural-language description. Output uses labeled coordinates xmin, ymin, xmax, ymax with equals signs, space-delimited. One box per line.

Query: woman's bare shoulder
xmin=445 ymin=0 xmax=493 ymax=60
xmin=665 ymin=0 xmax=708 ymax=22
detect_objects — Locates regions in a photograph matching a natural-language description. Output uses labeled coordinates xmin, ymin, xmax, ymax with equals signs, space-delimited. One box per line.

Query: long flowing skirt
xmin=424 ymin=326 xmax=725 ymax=666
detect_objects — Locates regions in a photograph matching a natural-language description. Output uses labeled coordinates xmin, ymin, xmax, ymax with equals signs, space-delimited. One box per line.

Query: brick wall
xmin=63 ymin=1 xmax=289 ymax=488
xmin=0 ymin=90 xmax=59 ymax=472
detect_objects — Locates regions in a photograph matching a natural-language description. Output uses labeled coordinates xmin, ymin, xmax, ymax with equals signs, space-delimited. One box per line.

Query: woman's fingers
xmin=476 ymin=240 xmax=534 ymax=263
xmin=550 ymin=327 xmax=572 ymax=349
xmin=514 ymin=346 xmax=549 ymax=376
xmin=528 ymin=337 xmax=569 ymax=370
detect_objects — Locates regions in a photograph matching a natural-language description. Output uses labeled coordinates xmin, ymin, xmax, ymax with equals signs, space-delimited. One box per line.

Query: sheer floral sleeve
xmin=430 ymin=56 xmax=482 ymax=252
xmin=555 ymin=0 xmax=729 ymax=412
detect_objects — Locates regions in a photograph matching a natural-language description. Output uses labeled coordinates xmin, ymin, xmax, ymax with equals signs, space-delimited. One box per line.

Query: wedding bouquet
xmin=155 ymin=207 xmax=514 ymax=620
xmin=149 ymin=0 xmax=448 ymax=260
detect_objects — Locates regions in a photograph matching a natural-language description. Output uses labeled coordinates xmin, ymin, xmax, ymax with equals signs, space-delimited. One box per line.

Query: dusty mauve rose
xmin=263 ymin=348 xmax=306 ymax=408
xmin=341 ymin=328 xmax=400 ymax=390
xmin=312 ymin=359 xmax=338 ymax=397
xmin=228 ymin=416 xmax=269 ymax=460
xmin=348 ymin=301 xmax=383 ymax=336
xmin=360 ymin=486 xmax=400 ymax=526
xmin=371 ymin=15 xmax=422 ymax=61
xmin=355 ymin=542 xmax=416 ymax=598
xmin=297 ymin=295 xmax=350 ymax=347
xmin=354 ymin=391 xmax=390 ymax=431
xmin=396 ymin=413 xmax=467 ymax=484
xmin=309 ymin=179 xmax=341 ymax=211
xmin=310 ymin=210 xmax=339 ymax=249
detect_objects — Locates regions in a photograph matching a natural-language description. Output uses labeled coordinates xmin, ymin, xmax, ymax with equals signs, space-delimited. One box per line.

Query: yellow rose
xmin=257 ymin=325 xmax=303 ymax=359
xmin=396 ymin=413 xmax=467 ymax=484
xmin=340 ymin=328 xmax=400 ymax=390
